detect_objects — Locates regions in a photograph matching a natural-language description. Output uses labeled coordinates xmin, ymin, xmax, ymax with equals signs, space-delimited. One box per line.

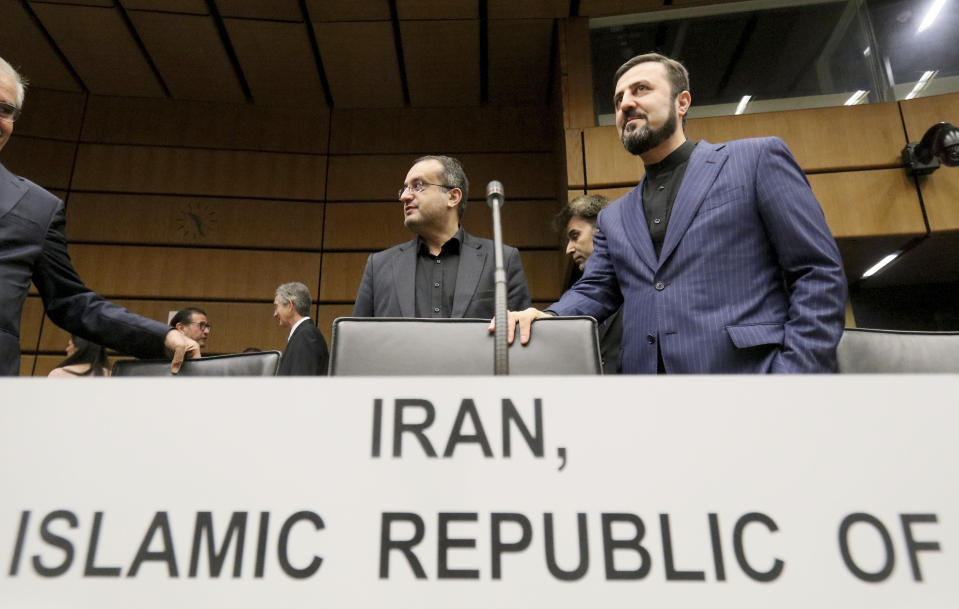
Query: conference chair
xmin=836 ymin=328 xmax=959 ymax=373
xmin=329 ymin=317 xmax=603 ymax=375
xmin=112 ymin=351 xmax=282 ymax=376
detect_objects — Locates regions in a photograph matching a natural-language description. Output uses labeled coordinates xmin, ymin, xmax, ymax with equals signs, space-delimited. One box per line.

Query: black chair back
xmin=329 ymin=317 xmax=602 ymax=375
xmin=112 ymin=351 xmax=282 ymax=376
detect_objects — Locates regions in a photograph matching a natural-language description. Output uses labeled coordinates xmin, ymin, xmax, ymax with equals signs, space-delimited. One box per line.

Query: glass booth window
xmin=590 ymin=0 xmax=959 ymax=125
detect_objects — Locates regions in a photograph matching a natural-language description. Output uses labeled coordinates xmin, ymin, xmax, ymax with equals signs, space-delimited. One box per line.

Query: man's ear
xmin=447 ymin=187 xmax=462 ymax=209
xmin=676 ymin=90 xmax=691 ymax=119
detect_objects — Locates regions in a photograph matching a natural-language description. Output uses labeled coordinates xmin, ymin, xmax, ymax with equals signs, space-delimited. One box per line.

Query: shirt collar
xmin=288 ymin=316 xmax=310 ymax=341
xmin=645 ymin=138 xmax=697 ymax=179
xmin=417 ymin=226 xmax=464 ymax=256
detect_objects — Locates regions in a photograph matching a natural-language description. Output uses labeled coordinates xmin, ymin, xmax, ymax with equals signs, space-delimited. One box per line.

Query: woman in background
xmin=48 ymin=335 xmax=110 ymax=377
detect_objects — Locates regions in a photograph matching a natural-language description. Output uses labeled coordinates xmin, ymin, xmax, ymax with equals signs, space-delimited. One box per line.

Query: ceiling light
xmin=863 ymin=46 xmax=871 ymax=56
xmin=844 ymin=90 xmax=869 ymax=105
xmin=861 ymin=253 xmax=900 ymax=278
xmin=734 ymin=95 xmax=752 ymax=115
xmin=917 ymin=0 xmax=947 ymax=33
xmin=905 ymin=70 xmax=938 ymax=99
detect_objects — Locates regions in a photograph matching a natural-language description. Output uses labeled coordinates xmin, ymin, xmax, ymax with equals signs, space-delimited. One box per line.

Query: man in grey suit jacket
xmin=353 ymin=155 xmax=531 ymax=318
xmin=0 ymin=56 xmax=198 ymax=376
xmin=503 ymin=53 xmax=847 ymax=374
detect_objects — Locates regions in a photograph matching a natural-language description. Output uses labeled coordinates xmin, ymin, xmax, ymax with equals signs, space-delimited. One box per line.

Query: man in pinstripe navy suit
xmin=501 ymin=53 xmax=847 ymax=374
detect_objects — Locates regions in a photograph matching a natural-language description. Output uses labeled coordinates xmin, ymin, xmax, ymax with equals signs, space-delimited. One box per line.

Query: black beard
xmin=620 ymin=107 xmax=678 ymax=156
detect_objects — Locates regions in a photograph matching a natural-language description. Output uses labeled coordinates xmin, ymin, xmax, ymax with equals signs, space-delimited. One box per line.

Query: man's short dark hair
xmin=414 ymin=154 xmax=469 ymax=219
xmin=614 ymin=52 xmax=690 ymax=128
xmin=170 ymin=306 xmax=206 ymax=328
xmin=553 ymin=194 xmax=611 ymax=233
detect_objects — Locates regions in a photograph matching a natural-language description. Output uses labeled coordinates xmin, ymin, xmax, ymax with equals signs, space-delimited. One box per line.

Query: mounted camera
xmin=902 ymin=122 xmax=959 ymax=176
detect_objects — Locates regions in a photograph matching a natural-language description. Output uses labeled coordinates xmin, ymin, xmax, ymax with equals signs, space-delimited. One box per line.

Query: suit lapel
xmin=393 ymin=240 xmax=417 ymax=317
xmin=452 ymin=233 xmax=486 ymax=317
xmin=0 ymin=163 xmax=27 ymax=221
xmin=658 ymin=140 xmax=727 ymax=265
xmin=619 ymin=184 xmax=658 ymax=271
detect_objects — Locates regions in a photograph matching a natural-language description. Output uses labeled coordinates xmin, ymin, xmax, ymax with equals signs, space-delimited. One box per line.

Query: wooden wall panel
xmin=519 ymin=250 xmax=566 ymax=301
xmin=129 ymin=11 xmax=245 ymax=103
xmin=31 ymin=3 xmax=164 ymax=97
xmin=81 ymin=96 xmax=330 ymax=154
xmin=578 ymin=0 xmax=682 ymax=16
xmin=559 ymin=17 xmax=594 ymax=129
xmin=13 ymin=89 xmax=85 ymax=140
xmin=3 ymin=2 xmax=82 ymax=92
xmin=582 ymin=186 xmax=632 ymax=201
xmin=19 ymin=297 xmax=45 ymax=353
xmin=312 ymin=22 xmax=403 ymax=108
xmin=226 ymin=20 xmax=328 ymax=108
xmin=2 ymin=137 xmax=76 ymax=190
xmin=217 ymin=0 xmax=302 ymax=21
xmin=38 ymin=300 xmax=289 ymax=354
xmin=686 ymin=102 xmax=906 ymax=172
xmin=899 ymin=92 xmax=959 ymax=231
xmin=899 ymin=92 xmax=959 ymax=142
xmin=19 ymin=356 xmax=36 ymax=377
xmin=330 ymin=106 xmax=554 ymax=154
xmin=121 ymin=0 xmax=207 ymax=13
xmin=917 ymin=170 xmax=959 ymax=231
xmin=400 ymin=21 xmax=480 ymax=107
xmin=65 ymin=194 xmax=325 ymax=249
xmin=488 ymin=0 xmax=569 ymax=18
xmin=306 ymin=0 xmax=390 ymax=21
xmin=488 ymin=19 xmax=553 ymax=105
xmin=319 ymin=252 xmax=368 ymax=301
xmin=326 ymin=153 xmax=557 ymax=201
xmin=323 ymin=199 xmax=559 ymax=250
xmin=565 ymin=128 xmax=584 ymax=187
xmin=582 ymin=126 xmax=644 ymax=187
xmin=71 ymin=145 xmax=327 ymax=200
xmin=317 ymin=304 xmax=354 ymax=344
xmin=809 ymin=170 xmax=926 ymax=238
xmin=323 ymin=202 xmax=409 ymax=250
xmin=461 ymin=200 xmax=562 ymax=248
xmin=396 ymin=0 xmax=477 ymax=19
xmin=68 ymin=245 xmax=322 ymax=300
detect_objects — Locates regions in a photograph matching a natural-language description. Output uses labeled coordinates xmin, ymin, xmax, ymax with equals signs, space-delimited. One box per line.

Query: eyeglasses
xmin=0 ymin=102 xmax=21 ymax=123
xmin=188 ymin=321 xmax=212 ymax=331
xmin=397 ymin=181 xmax=454 ymax=200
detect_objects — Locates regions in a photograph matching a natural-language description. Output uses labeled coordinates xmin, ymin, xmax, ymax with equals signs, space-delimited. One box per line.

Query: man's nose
xmin=565 ymin=241 xmax=576 ymax=255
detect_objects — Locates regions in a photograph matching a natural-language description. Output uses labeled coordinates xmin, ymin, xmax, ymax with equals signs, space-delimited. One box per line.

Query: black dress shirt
xmin=642 ymin=139 xmax=697 ymax=258
xmin=414 ymin=227 xmax=463 ymax=318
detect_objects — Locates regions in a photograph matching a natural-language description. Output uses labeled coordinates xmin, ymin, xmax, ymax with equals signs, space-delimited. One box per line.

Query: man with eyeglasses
xmin=353 ymin=155 xmax=531 ymax=319
xmin=170 ymin=307 xmax=212 ymax=353
xmin=0 ymin=56 xmax=199 ymax=375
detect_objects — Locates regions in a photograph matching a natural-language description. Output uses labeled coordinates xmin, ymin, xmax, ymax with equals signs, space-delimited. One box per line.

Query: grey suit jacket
xmin=353 ymin=230 xmax=531 ymax=318
xmin=0 ymin=163 xmax=169 ymax=376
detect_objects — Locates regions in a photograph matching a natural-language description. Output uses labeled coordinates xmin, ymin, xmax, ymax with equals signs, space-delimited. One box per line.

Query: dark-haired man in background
xmin=170 ymin=307 xmax=211 ymax=354
xmin=354 ymin=155 xmax=530 ymax=318
xmin=556 ymin=194 xmax=621 ymax=373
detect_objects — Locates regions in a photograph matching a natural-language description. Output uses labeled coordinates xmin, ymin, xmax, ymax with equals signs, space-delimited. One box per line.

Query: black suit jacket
xmin=0 ymin=163 xmax=169 ymax=376
xmin=278 ymin=319 xmax=329 ymax=376
xmin=352 ymin=230 xmax=531 ymax=318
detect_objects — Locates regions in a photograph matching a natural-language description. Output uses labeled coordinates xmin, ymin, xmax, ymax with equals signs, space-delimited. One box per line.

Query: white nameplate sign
xmin=1 ymin=375 xmax=956 ymax=608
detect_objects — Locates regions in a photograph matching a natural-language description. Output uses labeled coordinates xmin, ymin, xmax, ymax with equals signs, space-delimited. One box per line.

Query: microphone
xmin=486 ymin=180 xmax=509 ymax=375
xmin=486 ymin=180 xmax=505 ymax=209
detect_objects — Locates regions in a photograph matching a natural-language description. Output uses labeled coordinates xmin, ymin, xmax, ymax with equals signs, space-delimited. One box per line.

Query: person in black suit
xmin=353 ymin=155 xmax=530 ymax=318
xmin=273 ymin=282 xmax=328 ymax=376
xmin=0 ymin=56 xmax=199 ymax=376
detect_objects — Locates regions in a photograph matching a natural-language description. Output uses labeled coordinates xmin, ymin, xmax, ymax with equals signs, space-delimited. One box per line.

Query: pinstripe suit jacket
xmin=550 ymin=138 xmax=847 ymax=374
